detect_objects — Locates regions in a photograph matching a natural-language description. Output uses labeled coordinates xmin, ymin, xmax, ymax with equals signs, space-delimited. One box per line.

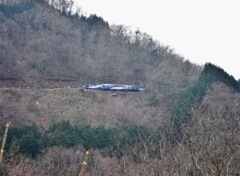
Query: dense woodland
xmin=0 ymin=0 xmax=240 ymax=175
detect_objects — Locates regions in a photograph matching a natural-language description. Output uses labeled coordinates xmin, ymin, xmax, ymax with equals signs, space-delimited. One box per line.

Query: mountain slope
xmin=0 ymin=1 xmax=240 ymax=175
xmin=0 ymin=0 xmax=204 ymax=128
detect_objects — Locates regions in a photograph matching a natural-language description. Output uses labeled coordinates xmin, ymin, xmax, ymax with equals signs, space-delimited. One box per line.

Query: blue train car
xmin=83 ymin=84 xmax=145 ymax=92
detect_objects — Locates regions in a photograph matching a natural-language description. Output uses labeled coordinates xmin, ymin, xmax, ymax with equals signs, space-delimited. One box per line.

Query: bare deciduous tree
xmin=114 ymin=100 xmax=240 ymax=176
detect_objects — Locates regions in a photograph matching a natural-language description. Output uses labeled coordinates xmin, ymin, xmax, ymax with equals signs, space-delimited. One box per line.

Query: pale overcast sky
xmin=74 ymin=0 xmax=240 ymax=80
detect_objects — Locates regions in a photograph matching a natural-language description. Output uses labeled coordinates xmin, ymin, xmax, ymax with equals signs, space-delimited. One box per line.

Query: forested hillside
xmin=0 ymin=0 xmax=203 ymax=128
xmin=0 ymin=0 xmax=240 ymax=175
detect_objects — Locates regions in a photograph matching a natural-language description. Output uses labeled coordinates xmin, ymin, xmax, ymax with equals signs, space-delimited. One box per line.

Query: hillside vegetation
xmin=0 ymin=0 xmax=240 ymax=175
xmin=0 ymin=0 xmax=203 ymax=128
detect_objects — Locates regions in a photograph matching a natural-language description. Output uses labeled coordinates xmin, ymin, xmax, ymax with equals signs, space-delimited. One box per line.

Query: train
xmin=83 ymin=83 xmax=145 ymax=92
